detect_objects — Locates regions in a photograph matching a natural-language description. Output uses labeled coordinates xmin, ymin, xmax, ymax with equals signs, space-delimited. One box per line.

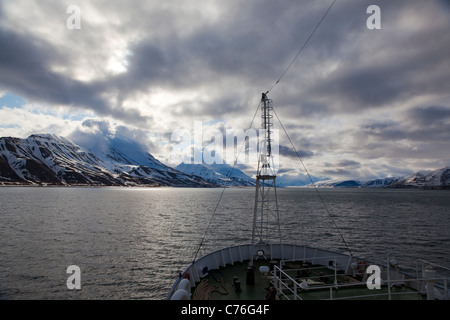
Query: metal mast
xmin=250 ymin=93 xmax=282 ymax=264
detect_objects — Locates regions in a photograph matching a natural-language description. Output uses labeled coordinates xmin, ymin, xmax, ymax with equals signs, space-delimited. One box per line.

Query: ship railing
xmin=271 ymin=256 xmax=450 ymax=300
xmin=416 ymin=259 xmax=450 ymax=300
xmin=271 ymin=264 xmax=302 ymax=300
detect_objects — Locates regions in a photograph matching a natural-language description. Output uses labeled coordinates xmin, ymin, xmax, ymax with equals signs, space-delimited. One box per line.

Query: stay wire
xmin=266 ymin=0 xmax=337 ymax=94
xmin=272 ymin=107 xmax=353 ymax=257
xmin=191 ymin=0 xmax=340 ymax=262
xmin=191 ymin=99 xmax=262 ymax=263
xmin=266 ymin=0 xmax=351 ymax=255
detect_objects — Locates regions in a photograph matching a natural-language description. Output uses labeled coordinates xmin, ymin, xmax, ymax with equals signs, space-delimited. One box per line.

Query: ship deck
xmin=193 ymin=259 xmax=425 ymax=300
xmin=168 ymin=244 xmax=449 ymax=300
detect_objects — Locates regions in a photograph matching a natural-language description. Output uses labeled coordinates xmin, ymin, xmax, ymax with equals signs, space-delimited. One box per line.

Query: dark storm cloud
xmin=361 ymin=104 xmax=450 ymax=144
xmin=108 ymin=0 xmax=381 ymax=112
xmin=2 ymin=0 xmax=449 ymax=116
xmin=1 ymin=0 xmax=449 ymax=180
xmin=284 ymin=0 xmax=450 ymax=114
xmin=3 ymin=0 xmax=447 ymax=120
xmin=69 ymin=118 xmax=160 ymax=154
xmin=402 ymin=106 xmax=450 ymax=143
xmin=360 ymin=120 xmax=406 ymax=141
xmin=312 ymin=47 xmax=450 ymax=111
xmin=108 ymin=1 xmax=307 ymax=98
xmin=119 ymin=40 xmax=195 ymax=90
xmin=336 ymin=160 xmax=361 ymax=168
xmin=321 ymin=168 xmax=355 ymax=178
xmin=279 ymin=145 xmax=313 ymax=159
xmin=408 ymin=106 xmax=450 ymax=126
xmin=322 ymin=160 xmax=361 ymax=177
xmin=0 ymin=28 xmax=150 ymax=125
xmin=317 ymin=65 xmax=408 ymax=108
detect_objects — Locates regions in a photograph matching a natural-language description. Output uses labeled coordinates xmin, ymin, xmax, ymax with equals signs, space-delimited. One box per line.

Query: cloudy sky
xmin=0 ymin=0 xmax=449 ymax=183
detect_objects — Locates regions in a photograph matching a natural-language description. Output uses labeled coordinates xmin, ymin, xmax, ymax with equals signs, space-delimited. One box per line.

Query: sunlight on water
xmin=0 ymin=187 xmax=449 ymax=299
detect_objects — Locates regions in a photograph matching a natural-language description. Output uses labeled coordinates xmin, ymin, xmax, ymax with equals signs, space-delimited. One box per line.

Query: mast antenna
xmin=250 ymin=93 xmax=283 ymax=265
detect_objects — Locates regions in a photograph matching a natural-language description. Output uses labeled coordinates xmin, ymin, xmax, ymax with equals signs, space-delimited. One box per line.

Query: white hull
xmin=167 ymin=243 xmax=449 ymax=300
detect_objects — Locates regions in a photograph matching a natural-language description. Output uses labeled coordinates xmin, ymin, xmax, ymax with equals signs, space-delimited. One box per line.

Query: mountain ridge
xmin=1 ymin=133 xmax=448 ymax=189
xmin=175 ymin=163 xmax=256 ymax=187
xmin=304 ymin=168 xmax=450 ymax=189
xmin=388 ymin=166 xmax=450 ymax=189
xmin=0 ymin=133 xmax=213 ymax=187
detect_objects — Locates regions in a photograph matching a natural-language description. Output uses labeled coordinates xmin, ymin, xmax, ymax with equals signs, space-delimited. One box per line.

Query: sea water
xmin=0 ymin=187 xmax=449 ymax=299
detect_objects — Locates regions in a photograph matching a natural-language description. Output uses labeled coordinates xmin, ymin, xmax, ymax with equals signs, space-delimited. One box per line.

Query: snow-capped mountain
xmin=1 ymin=133 xmax=448 ymax=189
xmin=305 ymin=179 xmax=364 ymax=188
xmin=304 ymin=169 xmax=449 ymax=189
xmin=176 ymin=163 xmax=256 ymax=187
xmin=309 ymin=177 xmax=400 ymax=188
xmin=389 ymin=167 xmax=450 ymax=189
xmin=0 ymin=134 xmax=213 ymax=187
xmin=362 ymin=177 xmax=401 ymax=188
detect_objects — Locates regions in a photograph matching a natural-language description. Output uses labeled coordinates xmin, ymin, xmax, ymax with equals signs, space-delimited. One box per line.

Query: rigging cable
xmin=272 ymin=107 xmax=353 ymax=257
xmin=191 ymin=0 xmax=343 ymax=263
xmin=266 ymin=0 xmax=337 ymax=95
xmin=191 ymin=100 xmax=262 ymax=263
xmin=265 ymin=0 xmax=353 ymax=256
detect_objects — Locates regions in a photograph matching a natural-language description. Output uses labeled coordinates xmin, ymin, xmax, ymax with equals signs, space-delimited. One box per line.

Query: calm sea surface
xmin=0 ymin=187 xmax=449 ymax=299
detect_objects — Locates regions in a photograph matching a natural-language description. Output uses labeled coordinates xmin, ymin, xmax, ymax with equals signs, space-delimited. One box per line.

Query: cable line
xmin=191 ymin=100 xmax=262 ymax=263
xmin=272 ymin=107 xmax=353 ymax=257
xmin=265 ymin=0 xmax=352 ymax=256
xmin=267 ymin=0 xmax=337 ymax=94
xmin=190 ymin=0 xmax=344 ymax=263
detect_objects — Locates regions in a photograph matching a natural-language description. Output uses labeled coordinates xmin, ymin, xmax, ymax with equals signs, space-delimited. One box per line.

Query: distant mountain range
xmin=176 ymin=163 xmax=256 ymax=187
xmin=0 ymin=134 xmax=448 ymax=189
xmin=0 ymin=134 xmax=212 ymax=187
xmin=389 ymin=167 xmax=450 ymax=189
xmin=308 ymin=177 xmax=399 ymax=188
xmin=306 ymin=167 xmax=450 ymax=190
